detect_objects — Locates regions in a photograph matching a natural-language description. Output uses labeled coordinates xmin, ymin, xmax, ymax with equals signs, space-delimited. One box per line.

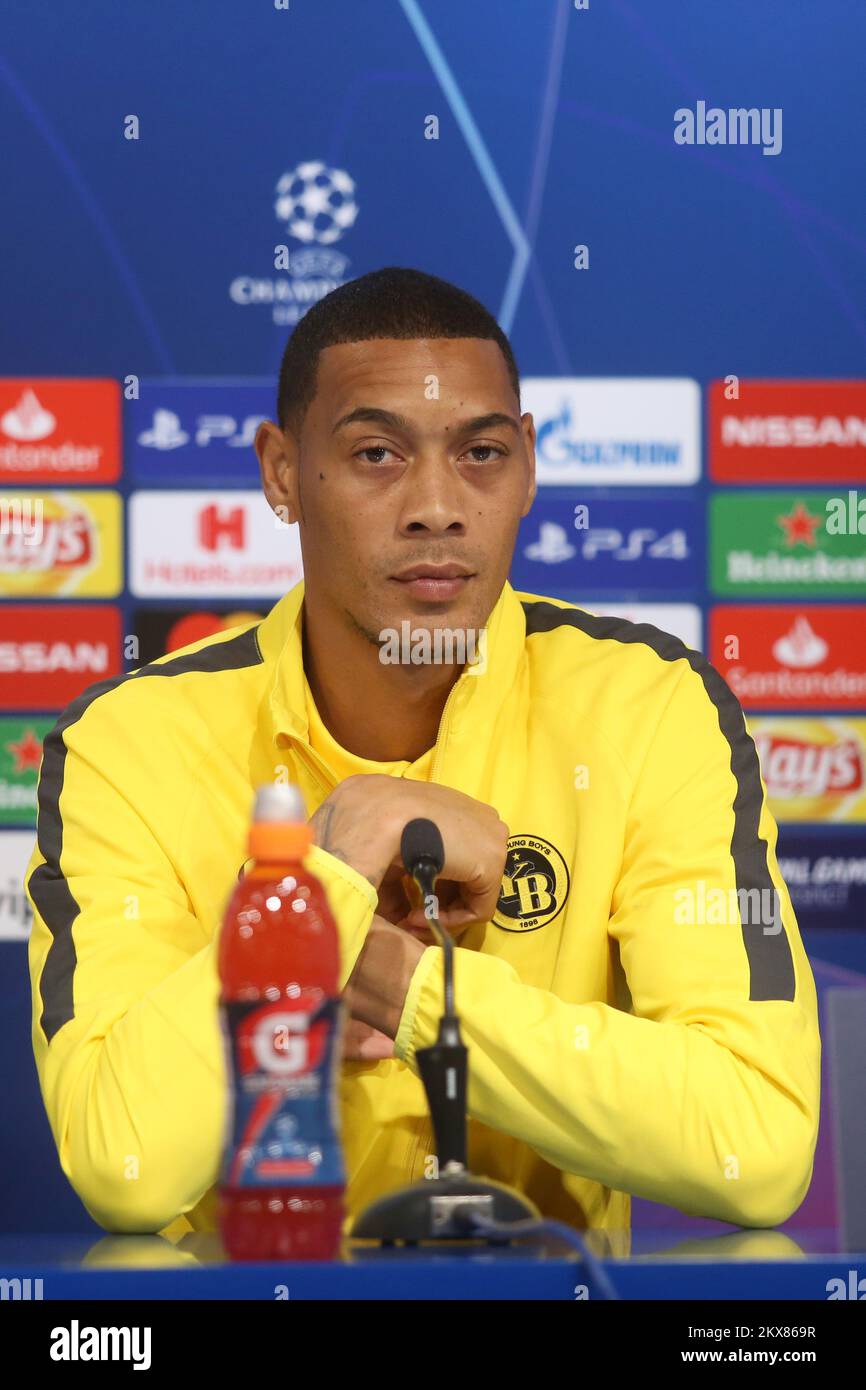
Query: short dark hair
xmin=275 ymin=266 xmax=521 ymax=436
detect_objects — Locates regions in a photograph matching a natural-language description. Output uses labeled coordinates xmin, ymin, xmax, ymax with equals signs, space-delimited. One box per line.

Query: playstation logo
xmin=524 ymin=521 xmax=576 ymax=564
xmin=138 ymin=408 xmax=189 ymax=450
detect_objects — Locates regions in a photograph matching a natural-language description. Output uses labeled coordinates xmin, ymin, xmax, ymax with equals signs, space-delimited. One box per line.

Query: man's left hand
xmin=342 ymin=914 xmax=427 ymax=1054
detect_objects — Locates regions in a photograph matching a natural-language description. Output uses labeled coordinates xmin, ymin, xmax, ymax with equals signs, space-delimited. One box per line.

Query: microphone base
xmin=349 ymin=1171 xmax=540 ymax=1244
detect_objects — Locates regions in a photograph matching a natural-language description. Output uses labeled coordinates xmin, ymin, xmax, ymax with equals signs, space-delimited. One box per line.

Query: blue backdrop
xmin=1 ymin=1 xmax=864 ymax=1237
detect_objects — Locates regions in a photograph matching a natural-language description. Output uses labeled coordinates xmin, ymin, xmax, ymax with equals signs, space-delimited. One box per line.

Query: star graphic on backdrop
xmin=777 ymin=501 xmax=822 ymax=547
xmin=6 ymin=728 xmax=43 ymax=773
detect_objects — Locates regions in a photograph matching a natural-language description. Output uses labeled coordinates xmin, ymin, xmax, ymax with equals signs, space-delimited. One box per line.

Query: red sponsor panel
xmin=710 ymin=605 xmax=866 ymax=709
xmin=0 ymin=606 xmax=123 ymax=710
xmin=709 ymin=379 xmax=866 ymax=482
xmin=0 ymin=379 xmax=120 ymax=483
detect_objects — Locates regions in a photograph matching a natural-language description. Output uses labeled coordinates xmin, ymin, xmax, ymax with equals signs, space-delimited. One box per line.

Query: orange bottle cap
xmin=247 ymin=784 xmax=312 ymax=862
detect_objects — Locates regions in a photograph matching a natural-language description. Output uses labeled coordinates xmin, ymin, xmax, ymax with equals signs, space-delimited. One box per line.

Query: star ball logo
xmin=493 ymin=835 xmax=570 ymax=933
xmin=274 ymin=162 xmax=358 ymax=246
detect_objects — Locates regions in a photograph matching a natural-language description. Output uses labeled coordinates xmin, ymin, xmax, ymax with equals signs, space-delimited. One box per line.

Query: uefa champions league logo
xmin=274 ymin=161 xmax=359 ymax=245
xmin=228 ymin=160 xmax=358 ymax=325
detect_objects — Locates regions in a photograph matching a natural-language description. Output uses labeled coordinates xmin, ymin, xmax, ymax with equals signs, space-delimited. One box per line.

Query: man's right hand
xmin=309 ymin=774 xmax=509 ymax=930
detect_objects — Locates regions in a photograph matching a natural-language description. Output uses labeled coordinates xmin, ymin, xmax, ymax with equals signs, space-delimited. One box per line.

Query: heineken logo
xmin=0 ymin=718 xmax=49 ymax=825
xmin=711 ymin=491 xmax=866 ymax=595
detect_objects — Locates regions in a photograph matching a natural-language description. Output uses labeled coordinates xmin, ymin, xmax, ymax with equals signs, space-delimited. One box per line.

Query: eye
xmin=354 ymin=445 xmax=399 ymax=464
xmin=462 ymin=444 xmax=506 ymax=463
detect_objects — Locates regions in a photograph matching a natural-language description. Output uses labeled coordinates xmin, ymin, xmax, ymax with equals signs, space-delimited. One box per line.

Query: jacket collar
xmin=257 ymin=578 xmax=527 ymax=772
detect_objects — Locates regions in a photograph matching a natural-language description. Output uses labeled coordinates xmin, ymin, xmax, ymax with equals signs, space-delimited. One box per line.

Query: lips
xmin=391 ymin=573 xmax=473 ymax=602
xmin=389 ymin=563 xmax=476 ymax=603
xmin=391 ymin=564 xmax=474 ymax=582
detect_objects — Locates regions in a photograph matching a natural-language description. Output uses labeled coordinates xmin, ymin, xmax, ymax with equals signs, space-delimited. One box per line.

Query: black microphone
xmin=400 ymin=816 xmax=458 ymax=1039
xmin=400 ymin=816 xmax=444 ymax=891
xmin=349 ymin=815 xmax=539 ymax=1242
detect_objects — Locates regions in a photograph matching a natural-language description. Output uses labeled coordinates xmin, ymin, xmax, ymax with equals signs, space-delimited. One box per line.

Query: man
xmin=26 ymin=267 xmax=820 ymax=1243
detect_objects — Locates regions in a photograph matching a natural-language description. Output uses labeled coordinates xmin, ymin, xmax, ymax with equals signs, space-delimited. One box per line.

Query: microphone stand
xmin=350 ymin=845 xmax=539 ymax=1243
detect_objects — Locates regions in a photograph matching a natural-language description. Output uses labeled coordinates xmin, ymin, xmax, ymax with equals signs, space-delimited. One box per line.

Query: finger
xmin=400 ymin=919 xmax=478 ymax=949
xmin=402 ymin=904 xmax=479 ymax=931
xmin=344 ymin=1034 xmax=395 ymax=1060
xmin=342 ymin=1018 xmax=395 ymax=1061
xmin=458 ymin=872 xmax=506 ymax=926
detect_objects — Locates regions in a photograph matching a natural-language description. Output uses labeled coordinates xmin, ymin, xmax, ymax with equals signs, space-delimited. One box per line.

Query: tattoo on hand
xmin=311 ymin=802 xmax=383 ymax=889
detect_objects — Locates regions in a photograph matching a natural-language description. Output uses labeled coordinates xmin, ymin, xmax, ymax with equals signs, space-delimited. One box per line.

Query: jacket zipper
xmin=430 ymin=672 xmax=466 ymax=782
xmin=287 ymin=737 xmax=338 ymax=804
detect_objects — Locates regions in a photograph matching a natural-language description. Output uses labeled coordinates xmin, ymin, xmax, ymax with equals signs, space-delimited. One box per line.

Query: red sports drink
xmin=217 ymin=783 xmax=346 ymax=1260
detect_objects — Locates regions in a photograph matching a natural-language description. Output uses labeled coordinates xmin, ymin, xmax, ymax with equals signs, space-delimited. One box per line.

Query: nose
xmin=396 ymin=453 xmax=468 ymax=538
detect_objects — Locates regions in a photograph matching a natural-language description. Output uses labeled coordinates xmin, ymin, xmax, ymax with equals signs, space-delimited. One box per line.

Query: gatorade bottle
xmin=217 ymin=783 xmax=345 ymax=1260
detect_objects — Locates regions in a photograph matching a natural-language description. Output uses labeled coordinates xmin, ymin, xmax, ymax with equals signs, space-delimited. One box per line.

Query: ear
xmin=521 ymin=413 xmax=537 ymax=518
xmin=255 ymin=420 xmax=301 ymax=526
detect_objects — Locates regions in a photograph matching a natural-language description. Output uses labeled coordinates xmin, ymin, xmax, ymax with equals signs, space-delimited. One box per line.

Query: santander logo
xmin=1 ymin=389 xmax=56 ymax=441
xmin=772 ymin=616 xmax=829 ymax=668
xmin=711 ymin=605 xmax=866 ymax=708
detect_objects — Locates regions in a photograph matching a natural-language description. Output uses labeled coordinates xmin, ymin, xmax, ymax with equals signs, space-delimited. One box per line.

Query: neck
xmin=301 ymin=599 xmax=462 ymax=763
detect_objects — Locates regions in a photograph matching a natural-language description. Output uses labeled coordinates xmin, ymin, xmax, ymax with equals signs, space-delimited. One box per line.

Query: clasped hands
xmin=308 ymin=775 xmax=508 ymax=1062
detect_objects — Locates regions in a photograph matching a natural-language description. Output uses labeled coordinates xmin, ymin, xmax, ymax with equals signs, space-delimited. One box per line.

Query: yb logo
xmin=493 ymin=835 xmax=569 ymax=933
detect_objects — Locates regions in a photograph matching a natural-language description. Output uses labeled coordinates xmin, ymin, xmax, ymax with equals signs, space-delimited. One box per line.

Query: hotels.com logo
xmin=198 ymin=504 xmax=246 ymax=551
xmin=0 ymin=380 xmax=120 ymax=483
xmin=129 ymin=490 xmax=303 ymax=597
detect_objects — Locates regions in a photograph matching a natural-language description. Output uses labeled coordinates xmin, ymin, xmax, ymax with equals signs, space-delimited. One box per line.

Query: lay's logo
xmin=0 ymin=491 xmax=122 ymax=597
xmin=749 ymin=717 xmax=866 ymax=822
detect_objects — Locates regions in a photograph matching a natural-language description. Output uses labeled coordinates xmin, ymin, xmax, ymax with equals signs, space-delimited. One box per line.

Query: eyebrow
xmin=331 ymin=407 xmax=521 ymax=436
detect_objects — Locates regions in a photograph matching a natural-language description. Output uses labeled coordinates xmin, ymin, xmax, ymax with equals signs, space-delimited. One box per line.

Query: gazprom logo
xmin=523 ymin=378 xmax=700 ymax=486
xmin=536 ymin=401 xmax=682 ymax=469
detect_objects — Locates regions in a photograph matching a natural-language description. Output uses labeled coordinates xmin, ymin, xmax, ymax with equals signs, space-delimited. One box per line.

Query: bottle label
xmin=220 ymin=994 xmax=345 ymax=1189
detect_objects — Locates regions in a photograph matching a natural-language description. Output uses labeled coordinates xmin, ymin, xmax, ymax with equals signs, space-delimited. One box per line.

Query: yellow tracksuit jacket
xmin=24 ymin=578 xmax=821 ymax=1240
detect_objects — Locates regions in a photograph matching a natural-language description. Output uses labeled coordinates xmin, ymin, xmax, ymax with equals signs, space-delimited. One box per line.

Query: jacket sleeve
xmin=393 ymin=661 xmax=821 ymax=1228
xmin=25 ymin=695 xmax=377 ymax=1235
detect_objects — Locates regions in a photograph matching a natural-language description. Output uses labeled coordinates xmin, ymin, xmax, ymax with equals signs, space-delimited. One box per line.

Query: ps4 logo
xmin=137 ymin=408 xmax=267 ymax=451
xmin=524 ymin=520 xmax=690 ymax=564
